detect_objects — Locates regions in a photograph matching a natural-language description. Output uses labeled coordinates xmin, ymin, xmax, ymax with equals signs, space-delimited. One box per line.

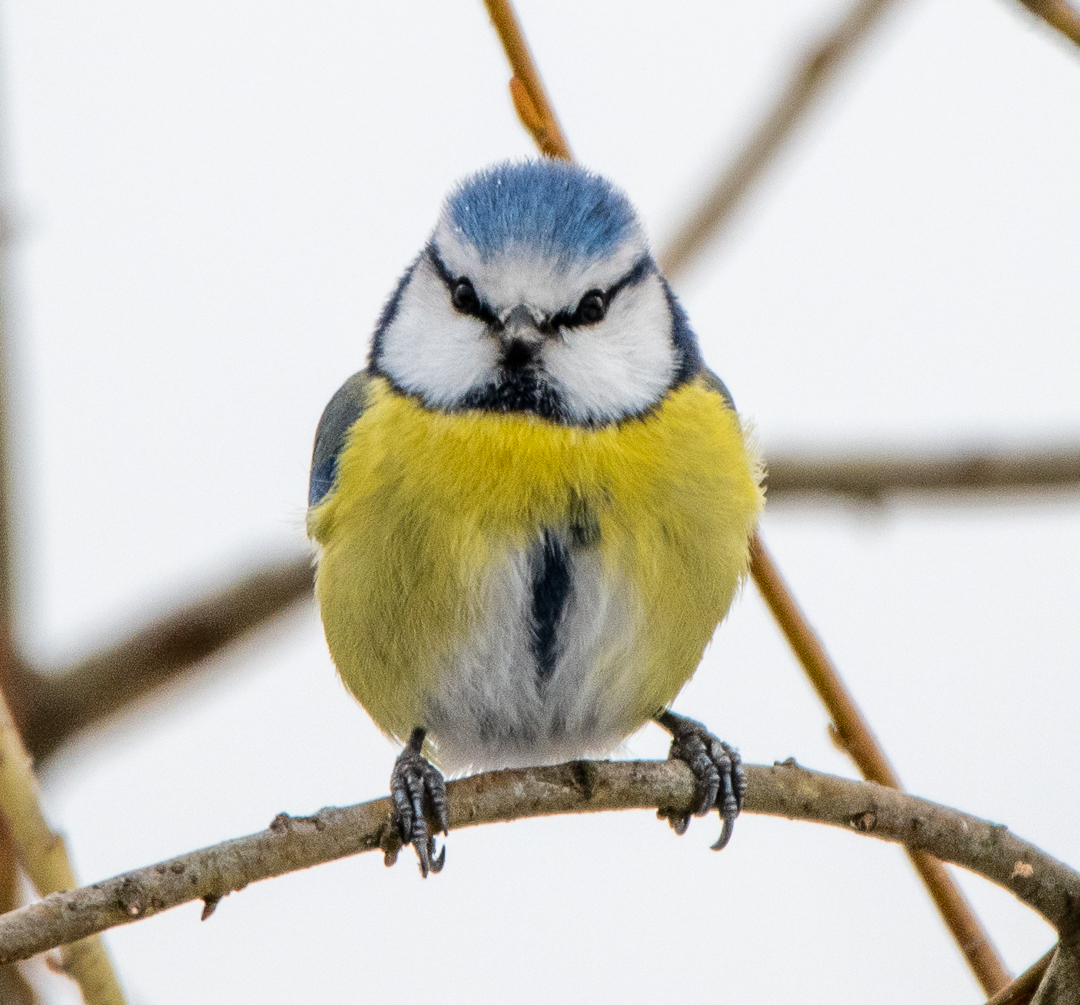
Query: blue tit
xmin=307 ymin=161 xmax=763 ymax=875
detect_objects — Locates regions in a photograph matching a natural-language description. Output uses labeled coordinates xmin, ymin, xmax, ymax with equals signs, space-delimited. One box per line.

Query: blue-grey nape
xmin=445 ymin=161 xmax=639 ymax=262
xmin=309 ymin=371 xmax=370 ymax=507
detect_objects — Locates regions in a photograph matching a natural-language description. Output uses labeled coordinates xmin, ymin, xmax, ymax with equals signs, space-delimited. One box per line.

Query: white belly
xmin=421 ymin=544 xmax=648 ymax=773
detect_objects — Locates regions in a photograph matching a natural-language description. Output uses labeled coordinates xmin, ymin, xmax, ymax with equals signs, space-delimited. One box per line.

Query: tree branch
xmin=765 ymin=445 xmax=1080 ymax=503
xmin=0 ymin=760 xmax=1076 ymax=966
xmin=481 ymin=0 xmax=572 ymax=160
xmin=658 ymin=0 xmax=902 ymax=279
xmin=1013 ymin=0 xmax=1080 ymax=48
xmin=0 ymin=815 xmax=39 ymax=1005
xmin=0 ymin=689 xmax=127 ymax=1002
xmin=11 ymin=552 xmax=313 ymax=763
xmin=748 ymin=535 xmax=1012 ymax=991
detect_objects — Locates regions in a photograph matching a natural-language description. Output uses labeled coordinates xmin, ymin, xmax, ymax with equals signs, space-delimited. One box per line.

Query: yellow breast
xmin=309 ymin=374 xmax=762 ymax=763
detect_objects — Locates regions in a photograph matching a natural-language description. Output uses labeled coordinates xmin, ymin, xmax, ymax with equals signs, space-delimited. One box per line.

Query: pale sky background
xmin=1 ymin=0 xmax=1079 ymax=1002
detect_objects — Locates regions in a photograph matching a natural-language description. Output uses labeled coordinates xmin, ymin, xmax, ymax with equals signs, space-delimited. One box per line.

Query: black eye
xmin=451 ymin=278 xmax=480 ymax=314
xmin=577 ymin=290 xmax=605 ymax=324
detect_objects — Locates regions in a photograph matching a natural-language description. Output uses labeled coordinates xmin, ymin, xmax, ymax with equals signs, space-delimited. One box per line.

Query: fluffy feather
xmin=309 ymin=374 xmax=763 ymax=772
xmin=309 ymin=160 xmax=763 ymax=774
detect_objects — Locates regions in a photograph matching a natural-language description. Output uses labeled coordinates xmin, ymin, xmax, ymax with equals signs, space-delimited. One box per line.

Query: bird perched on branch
xmin=307 ymin=161 xmax=763 ymax=876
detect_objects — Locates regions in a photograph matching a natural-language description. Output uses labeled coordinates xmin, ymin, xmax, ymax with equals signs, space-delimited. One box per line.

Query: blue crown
xmin=444 ymin=161 xmax=640 ymax=263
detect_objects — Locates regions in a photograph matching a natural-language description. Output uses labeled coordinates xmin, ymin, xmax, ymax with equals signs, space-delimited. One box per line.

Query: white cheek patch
xmin=433 ymin=219 xmax=647 ymax=317
xmin=542 ymin=274 xmax=676 ymax=423
xmin=377 ymin=261 xmax=500 ymax=407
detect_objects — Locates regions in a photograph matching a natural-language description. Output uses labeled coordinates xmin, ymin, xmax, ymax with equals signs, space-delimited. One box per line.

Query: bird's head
xmin=370 ymin=161 xmax=702 ymax=425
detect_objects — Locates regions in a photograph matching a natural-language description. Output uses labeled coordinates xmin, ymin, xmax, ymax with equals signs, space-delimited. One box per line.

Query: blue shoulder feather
xmin=308 ymin=371 xmax=370 ymax=507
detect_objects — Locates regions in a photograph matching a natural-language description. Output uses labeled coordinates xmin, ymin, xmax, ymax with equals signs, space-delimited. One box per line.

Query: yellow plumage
xmin=309 ymin=372 xmax=763 ymax=765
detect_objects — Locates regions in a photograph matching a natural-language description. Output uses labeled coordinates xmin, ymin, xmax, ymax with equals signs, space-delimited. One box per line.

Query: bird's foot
xmin=655 ymin=710 xmax=745 ymax=851
xmin=389 ymin=728 xmax=449 ymax=878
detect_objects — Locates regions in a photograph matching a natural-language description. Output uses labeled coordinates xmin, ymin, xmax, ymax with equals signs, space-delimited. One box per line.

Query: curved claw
xmin=711 ymin=812 xmax=736 ymax=851
xmin=427 ymin=835 xmax=446 ymax=875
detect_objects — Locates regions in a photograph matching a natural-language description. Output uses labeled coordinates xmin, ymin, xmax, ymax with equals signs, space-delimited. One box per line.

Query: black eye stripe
xmin=426 ymin=244 xmax=500 ymax=325
xmin=425 ymin=244 xmax=654 ymax=332
xmin=552 ymin=255 xmax=654 ymax=330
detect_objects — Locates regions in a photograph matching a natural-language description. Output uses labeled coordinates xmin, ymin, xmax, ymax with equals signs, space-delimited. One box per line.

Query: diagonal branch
xmin=1013 ymin=0 xmax=1080 ymax=48
xmin=0 ymin=760 xmax=1077 ymax=966
xmin=481 ymin=0 xmax=572 ymax=159
xmin=0 ymin=816 xmax=39 ymax=1005
xmin=12 ymin=552 xmax=313 ymax=764
xmin=749 ymin=537 xmax=1012 ymax=992
xmin=0 ymin=688 xmax=127 ymax=1003
xmin=658 ymin=0 xmax=902 ymax=279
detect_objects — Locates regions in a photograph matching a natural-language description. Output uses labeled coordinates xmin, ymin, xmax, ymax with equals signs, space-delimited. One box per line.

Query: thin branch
xmin=481 ymin=0 xmax=572 ymax=160
xmin=748 ymin=535 xmax=1013 ymax=992
xmin=0 ymin=760 xmax=1077 ymax=965
xmin=765 ymin=445 xmax=1080 ymax=503
xmin=12 ymin=552 xmax=313 ymax=763
xmin=658 ymin=0 xmax=901 ymax=279
xmin=1013 ymin=0 xmax=1080 ymax=48
xmin=0 ymin=816 xmax=39 ymax=1005
xmin=0 ymin=689 xmax=127 ymax=1003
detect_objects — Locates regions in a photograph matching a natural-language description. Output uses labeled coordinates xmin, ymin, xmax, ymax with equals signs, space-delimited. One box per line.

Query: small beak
xmin=498 ymin=304 xmax=546 ymax=372
xmin=499 ymin=304 xmax=545 ymax=348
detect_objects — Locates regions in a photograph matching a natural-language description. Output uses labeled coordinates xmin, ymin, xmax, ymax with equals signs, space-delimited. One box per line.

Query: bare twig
xmin=749 ymin=535 xmax=1012 ymax=993
xmin=481 ymin=0 xmax=572 ymax=160
xmin=0 ymin=816 xmax=39 ymax=1005
xmin=0 ymin=760 xmax=1076 ymax=966
xmin=12 ymin=552 xmax=313 ymax=763
xmin=765 ymin=445 xmax=1080 ymax=503
xmin=1013 ymin=0 xmax=1080 ymax=48
xmin=658 ymin=0 xmax=902 ymax=279
xmin=0 ymin=689 xmax=127 ymax=1003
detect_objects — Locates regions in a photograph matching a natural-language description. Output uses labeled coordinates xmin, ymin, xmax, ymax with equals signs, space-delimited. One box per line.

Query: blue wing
xmin=308 ymin=370 xmax=371 ymax=507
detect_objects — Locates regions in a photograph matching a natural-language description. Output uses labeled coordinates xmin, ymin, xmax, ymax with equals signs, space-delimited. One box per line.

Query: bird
xmin=307 ymin=160 xmax=763 ymax=876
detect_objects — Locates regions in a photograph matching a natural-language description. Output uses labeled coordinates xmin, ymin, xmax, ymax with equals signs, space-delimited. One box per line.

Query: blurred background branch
xmin=658 ymin=0 xmax=902 ymax=280
xmin=1014 ymin=0 xmax=1080 ymax=47
xmin=0 ymin=691 xmax=126 ymax=1003
xmin=765 ymin=444 xmax=1080 ymax=503
xmin=11 ymin=553 xmax=313 ymax=764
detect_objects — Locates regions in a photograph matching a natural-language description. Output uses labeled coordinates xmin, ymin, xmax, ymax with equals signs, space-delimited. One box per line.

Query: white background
xmin=1 ymin=0 xmax=1079 ymax=1001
